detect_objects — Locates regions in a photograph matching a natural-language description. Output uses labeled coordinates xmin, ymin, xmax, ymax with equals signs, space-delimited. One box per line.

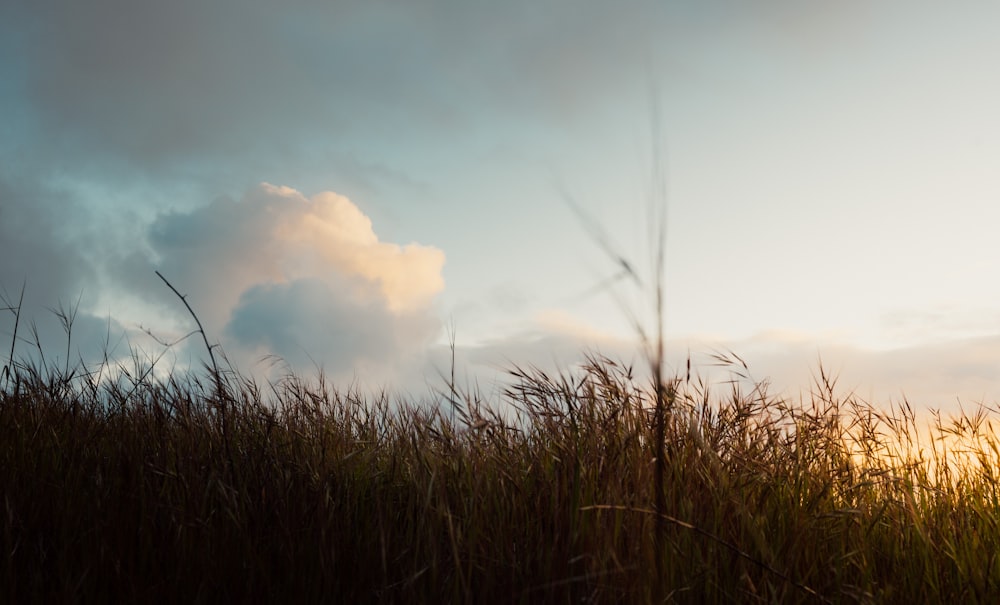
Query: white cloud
xmin=268 ymin=185 xmax=444 ymax=313
xmin=120 ymin=184 xmax=445 ymax=380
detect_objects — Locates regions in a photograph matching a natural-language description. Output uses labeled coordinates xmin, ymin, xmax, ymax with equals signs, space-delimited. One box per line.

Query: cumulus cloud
xmin=226 ymin=277 xmax=437 ymax=374
xmin=269 ymin=186 xmax=443 ymax=313
xmin=119 ymin=183 xmax=445 ymax=378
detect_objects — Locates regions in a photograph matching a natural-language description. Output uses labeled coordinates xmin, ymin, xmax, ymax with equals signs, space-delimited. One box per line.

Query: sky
xmin=2 ymin=0 xmax=1000 ymax=411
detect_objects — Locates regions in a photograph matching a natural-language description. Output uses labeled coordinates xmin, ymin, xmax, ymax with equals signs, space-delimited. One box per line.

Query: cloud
xmin=225 ymin=276 xmax=437 ymax=375
xmin=269 ymin=186 xmax=443 ymax=313
xmin=0 ymin=174 xmax=134 ymax=368
xmin=0 ymin=181 xmax=92 ymax=308
xmin=0 ymin=0 xmax=677 ymax=179
xmin=427 ymin=316 xmax=1000 ymax=419
xmin=119 ymin=183 xmax=445 ymax=378
xmin=697 ymin=332 xmax=1000 ymax=416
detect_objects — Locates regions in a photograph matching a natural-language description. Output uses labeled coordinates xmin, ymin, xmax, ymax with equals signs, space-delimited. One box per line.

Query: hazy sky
xmin=2 ymin=0 xmax=999 ymax=409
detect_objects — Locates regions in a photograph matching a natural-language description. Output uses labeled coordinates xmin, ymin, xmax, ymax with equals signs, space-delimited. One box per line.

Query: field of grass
xmin=3 ymin=320 xmax=1000 ymax=603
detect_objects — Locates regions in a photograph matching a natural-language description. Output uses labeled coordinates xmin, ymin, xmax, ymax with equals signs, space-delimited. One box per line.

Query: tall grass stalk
xmin=562 ymin=95 xmax=674 ymax=601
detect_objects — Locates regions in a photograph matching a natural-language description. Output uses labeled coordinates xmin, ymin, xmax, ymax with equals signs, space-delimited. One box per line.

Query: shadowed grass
xmin=3 ymin=341 xmax=1000 ymax=603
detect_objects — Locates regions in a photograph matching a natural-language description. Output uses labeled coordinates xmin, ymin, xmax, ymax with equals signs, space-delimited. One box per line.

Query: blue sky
xmin=2 ymin=0 xmax=1000 ymax=409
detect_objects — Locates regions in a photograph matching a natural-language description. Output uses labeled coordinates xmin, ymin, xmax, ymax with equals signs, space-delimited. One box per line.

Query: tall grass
xmin=4 ymin=149 xmax=999 ymax=601
xmin=3 ymin=325 xmax=1000 ymax=602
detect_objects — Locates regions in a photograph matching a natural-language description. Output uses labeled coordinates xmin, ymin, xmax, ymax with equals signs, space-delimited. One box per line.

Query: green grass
xmin=3 ymin=337 xmax=1000 ymax=603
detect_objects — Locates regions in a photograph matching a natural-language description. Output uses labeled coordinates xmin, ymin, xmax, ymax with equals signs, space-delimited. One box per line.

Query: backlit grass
xmin=3 ymin=335 xmax=1000 ymax=603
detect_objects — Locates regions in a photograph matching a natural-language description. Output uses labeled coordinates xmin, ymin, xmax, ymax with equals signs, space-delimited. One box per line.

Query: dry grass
xmin=3 ymin=330 xmax=1000 ymax=603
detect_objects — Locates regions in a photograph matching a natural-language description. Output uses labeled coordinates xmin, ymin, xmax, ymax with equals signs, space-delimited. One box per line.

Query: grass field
xmin=3 ymin=325 xmax=1000 ymax=603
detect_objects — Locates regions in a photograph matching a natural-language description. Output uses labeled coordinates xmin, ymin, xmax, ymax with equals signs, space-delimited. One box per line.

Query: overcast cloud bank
xmin=3 ymin=1 xmax=1000 ymax=409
